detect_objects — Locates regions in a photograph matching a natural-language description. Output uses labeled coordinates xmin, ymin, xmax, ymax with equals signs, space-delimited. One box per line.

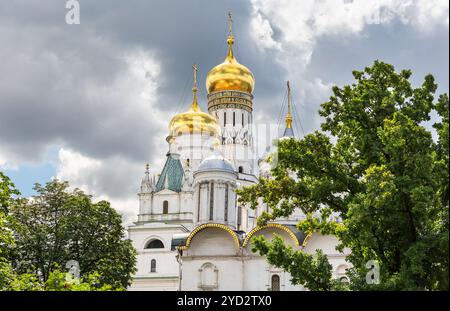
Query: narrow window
xmin=151 ymin=259 xmax=156 ymax=273
xmin=224 ymin=184 xmax=229 ymax=222
xmin=163 ymin=200 xmax=169 ymax=214
xmin=271 ymin=275 xmax=280 ymax=291
xmin=209 ymin=182 xmax=214 ymax=221
xmin=237 ymin=206 xmax=242 ymax=229
xmin=197 ymin=184 xmax=201 ymax=222
xmin=238 ymin=166 xmax=244 ymax=173
xmin=224 ymin=111 xmax=227 ymax=126
xmin=242 ymin=113 xmax=244 ymax=127
xmin=233 ymin=111 xmax=235 ymax=126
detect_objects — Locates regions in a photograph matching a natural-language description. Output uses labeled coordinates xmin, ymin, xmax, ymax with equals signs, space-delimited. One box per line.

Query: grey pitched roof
xmin=155 ymin=153 xmax=184 ymax=193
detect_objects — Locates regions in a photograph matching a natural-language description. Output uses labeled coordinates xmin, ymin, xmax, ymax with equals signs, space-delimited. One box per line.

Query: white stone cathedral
xmin=128 ymin=15 xmax=350 ymax=291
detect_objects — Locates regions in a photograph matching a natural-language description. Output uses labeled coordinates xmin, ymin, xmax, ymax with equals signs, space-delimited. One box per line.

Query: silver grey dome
xmin=198 ymin=152 xmax=235 ymax=172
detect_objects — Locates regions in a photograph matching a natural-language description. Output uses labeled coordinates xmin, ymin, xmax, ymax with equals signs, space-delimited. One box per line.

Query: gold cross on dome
xmin=192 ymin=63 xmax=198 ymax=89
xmin=228 ymin=12 xmax=233 ymax=35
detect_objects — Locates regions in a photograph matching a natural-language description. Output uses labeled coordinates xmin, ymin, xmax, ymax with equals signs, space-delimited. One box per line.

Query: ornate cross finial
xmin=145 ymin=163 xmax=150 ymax=172
xmin=228 ymin=11 xmax=233 ymax=36
xmin=285 ymin=81 xmax=293 ymax=129
xmin=191 ymin=63 xmax=199 ymax=109
xmin=192 ymin=63 xmax=198 ymax=91
xmin=287 ymin=81 xmax=291 ymax=115
xmin=226 ymin=12 xmax=235 ymax=59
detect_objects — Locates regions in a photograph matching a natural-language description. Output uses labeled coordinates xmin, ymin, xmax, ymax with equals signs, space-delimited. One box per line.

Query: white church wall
xmin=128 ymin=224 xmax=186 ymax=291
xmin=303 ymin=233 xmax=342 ymax=255
xmin=243 ymin=256 xmax=305 ymax=291
xmin=138 ymin=193 xmax=152 ymax=215
xmin=181 ymin=257 xmax=244 ymax=291
xmin=180 ymin=192 xmax=193 ymax=214
xmin=152 ymin=190 xmax=179 ymax=214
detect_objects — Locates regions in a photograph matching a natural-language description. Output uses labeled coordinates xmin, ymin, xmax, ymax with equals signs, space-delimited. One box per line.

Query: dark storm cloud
xmin=75 ymin=0 xmax=285 ymax=103
xmin=0 ymin=0 xmax=284 ymax=167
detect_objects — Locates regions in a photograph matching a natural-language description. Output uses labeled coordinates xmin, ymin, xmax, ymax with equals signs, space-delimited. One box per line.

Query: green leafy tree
xmin=0 ymin=172 xmax=19 ymax=290
xmin=238 ymin=61 xmax=449 ymax=290
xmin=8 ymin=180 xmax=136 ymax=290
xmin=0 ymin=171 xmax=20 ymax=213
xmin=9 ymin=268 xmax=119 ymax=291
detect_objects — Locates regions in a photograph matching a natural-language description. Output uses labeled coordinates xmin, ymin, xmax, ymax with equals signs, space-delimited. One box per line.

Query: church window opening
xmin=237 ymin=206 xmax=242 ymax=229
xmin=145 ymin=239 xmax=164 ymax=249
xmin=238 ymin=166 xmax=243 ymax=173
xmin=224 ymin=111 xmax=227 ymax=126
xmin=209 ymin=182 xmax=214 ymax=220
xmin=233 ymin=111 xmax=236 ymax=126
xmin=151 ymin=259 xmax=156 ymax=273
xmin=271 ymin=274 xmax=280 ymax=291
xmin=224 ymin=184 xmax=229 ymax=222
xmin=163 ymin=200 xmax=169 ymax=214
xmin=197 ymin=184 xmax=201 ymax=222
xmin=242 ymin=113 xmax=244 ymax=126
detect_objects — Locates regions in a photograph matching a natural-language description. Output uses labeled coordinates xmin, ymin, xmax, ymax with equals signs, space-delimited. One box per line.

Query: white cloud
xmin=248 ymin=0 xmax=448 ymax=134
xmin=250 ymin=12 xmax=282 ymax=51
xmin=56 ymin=148 xmax=142 ymax=226
xmin=249 ymin=0 xmax=449 ymax=69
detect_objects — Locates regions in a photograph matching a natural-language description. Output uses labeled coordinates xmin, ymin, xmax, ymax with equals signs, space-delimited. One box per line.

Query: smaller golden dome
xmin=206 ymin=13 xmax=254 ymax=94
xmin=169 ymin=65 xmax=221 ymax=137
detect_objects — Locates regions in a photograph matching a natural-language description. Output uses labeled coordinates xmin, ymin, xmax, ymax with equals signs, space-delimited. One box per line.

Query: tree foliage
xmin=0 ymin=172 xmax=19 ymax=290
xmin=9 ymin=268 xmax=120 ymax=291
xmin=238 ymin=61 xmax=449 ymax=290
xmin=7 ymin=180 xmax=136 ymax=290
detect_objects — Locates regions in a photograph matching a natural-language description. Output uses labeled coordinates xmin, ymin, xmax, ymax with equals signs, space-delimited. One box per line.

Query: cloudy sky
xmin=0 ymin=0 xmax=448 ymax=224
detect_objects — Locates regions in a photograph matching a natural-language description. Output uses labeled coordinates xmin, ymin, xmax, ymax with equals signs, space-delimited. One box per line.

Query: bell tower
xmin=206 ymin=12 xmax=255 ymax=175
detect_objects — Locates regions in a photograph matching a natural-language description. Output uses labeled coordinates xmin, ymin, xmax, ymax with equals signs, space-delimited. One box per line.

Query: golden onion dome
xmin=169 ymin=64 xmax=221 ymax=137
xmin=206 ymin=13 xmax=254 ymax=94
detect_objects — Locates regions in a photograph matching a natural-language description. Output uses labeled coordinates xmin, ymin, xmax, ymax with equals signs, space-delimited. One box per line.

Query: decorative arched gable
xmin=243 ymin=223 xmax=310 ymax=248
xmin=179 ymin=223 xmax=241 ymax=250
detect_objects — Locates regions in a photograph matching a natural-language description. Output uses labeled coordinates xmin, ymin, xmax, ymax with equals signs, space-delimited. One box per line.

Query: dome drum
xmin=207 ymin=90 xmax=253 ymax=113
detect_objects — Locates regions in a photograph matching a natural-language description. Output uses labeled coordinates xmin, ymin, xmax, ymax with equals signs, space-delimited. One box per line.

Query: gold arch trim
xmin=179 ymin=223 xmax=240 ymax=250
xmin=242 ymin=223 xmax=309 ymax=248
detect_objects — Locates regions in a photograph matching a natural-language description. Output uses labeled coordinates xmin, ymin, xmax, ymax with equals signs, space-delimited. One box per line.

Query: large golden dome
xmin=169 ymin=65 xmax=221 ymax=137
xmin=169 ymin=101 xmax=220 ymax=137
xmin=206 ymin=15 xmax=254 ymax=94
